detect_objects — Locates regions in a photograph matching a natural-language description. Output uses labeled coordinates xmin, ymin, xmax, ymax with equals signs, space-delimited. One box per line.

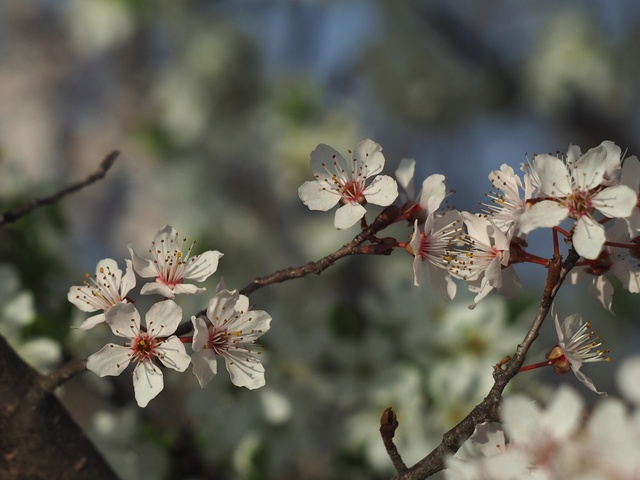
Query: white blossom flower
xmin=519 ymin=142 xmax=637 ymax=259
xmin=501 ymin=386 xmax=585 ymax=475
xmin=191 ymin=289 xmax=271 ymax=389
xmin=128 ymin=225 xmax=223 ymax=299
xmin=547 ymin=308 xmax=609 ymax=396
xmin=67 ymin=258 xmax=136 ymax=330
xmin=569 ymin=219 xmax=640 ymax=312
xmin=86 ymin=300 xmax=191 ymax=407
xmin=408 ymin=209 xmax=460 ymax=299
xmin=482 ymin=164 xmax=531 ymax=235
xmin=450 ymin=213 xmax=520 ymax=307
xmin=446 ymin=422 xmax=531 ymax=480
xmin=297 ymin=139 xmax=398 ymax=229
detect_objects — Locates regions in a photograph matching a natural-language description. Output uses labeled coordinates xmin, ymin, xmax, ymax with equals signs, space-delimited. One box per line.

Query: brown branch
xmin=39 ymin=358 xmax=87 ymax=393
xmin=240 ymin=206 xmax=401 ymax=296
xmin=389 ymin=249 xmax=580 ymax=480
xmin=0 ymin=150 xmax=120 ymax=227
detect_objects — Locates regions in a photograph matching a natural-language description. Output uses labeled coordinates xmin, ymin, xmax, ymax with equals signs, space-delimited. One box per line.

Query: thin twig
xmin=0 ymin=150 xmax=120 ymax=227
xmin=39 ymin=358 xmax=88 ymax=393
xmin=390 ymin=249 xmax=580 ymax=480
xmin=380 ymin=407 xmax=407 ymax=474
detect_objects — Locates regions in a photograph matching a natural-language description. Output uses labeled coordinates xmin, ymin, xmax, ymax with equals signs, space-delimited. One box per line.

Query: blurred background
xmin=1 ymin=1 xmax=640 ymax=479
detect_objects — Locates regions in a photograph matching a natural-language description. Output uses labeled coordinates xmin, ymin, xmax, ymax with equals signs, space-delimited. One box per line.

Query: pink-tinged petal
xmin=542 ymin=386 xmax=586 ymax=437
xmin=206 ymin=289 xmax=241 ymax=325
xmin=419 ymin=174 xmax=446 ymax=215
xmin=182 ymin=250 xmax=223 ymax=282
xmin=592 ymin=185 xmax=637 ymax=218
xmin=235 ymin=293 xmax=250 ymax=314
xmin=229 ymin=310 xmax=271 ymax=342
xmin=128 ymin=245 xmax=157 ymax=278
xmin=572 ymin=368 xmax=606 ymax=396
xmin=191 ymin=350 xmax=218 ymax=388
xmin=461 ymin=212 xmax=491 ymax=246
xmin=363 ymin=175 xmax=398 ymax=207
xmin=588 ymin=275 xmax=613 ymax=312
xmin=298 ymin=181 xmax=340 ymax=211
xmin=469 ymin=277 xmax=493 ymax=309
xmin=67 ymin=286 xmax=100 ymax=313
xmin=120 ymin=259 xmax=136 ymax=297
xmin=621 ymin=155 xmax=640 ymax=189
xmin=145 ymin=299 xmax=182 ymax=337
xmin=224 ymin=349 xmax=266 ymax=389
xmin=353 ymin=139 xmax=384 ymax=177
xmin=156 ymin=336 xmax=191 ymax=372
xmin=530 ymin=154 xmax=572 ymax=197
xmin=412 ymin=254 xmax=423 ymax=287
xmin=499 ymin=266 xmax=521 ymax=298
xmin=140 ymin=282 xmax=176 ymax=298
xmin=612 ymin=260 xmax=640 ymax=293
xmin=573 ymin=144 xmax=607 ymax=190
xmin=86 ymin=344 xmax=131 ymax=377
xmin=105 ymin=302 xmax=140 ymax=339
xmin=501 ymin=396 xmax=541 ymax=444
xmin=426 ymin=263 xmax=456 ymax=301
xmin=484 ymin=256 xmax=503 ymax=289
xmin=75 ymin=312 xmax=107 ymax=330
xmin=334 ymin=202 xmax=366 ymax=229
xmin=395 ymin=158 xmax=415 ymax=198
xmin=191 ymin=316 xmax=210 ymax=351
xmin=599 ymin=141 xmax=623 ymax=185
xmin=553 ymin=307 xmax=564 ymax=343
xmin=132 ymin=361 xmax=164 ymax=408
xmin=518 ymin=201 xmax=568 ymax=234
xmin=171 ymin=284 xmax=206 ymax=296
xmin=309 ymin=144 xmax=347 ymax=182
xmin=573 ymin=216 xmax=606 ymax=260
xmin=566 ymin=144 xmax=582 ymax=163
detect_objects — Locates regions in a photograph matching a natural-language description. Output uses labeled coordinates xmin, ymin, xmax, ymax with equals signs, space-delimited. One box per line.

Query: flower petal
xmin=192 ymin=316 xmax=210 ymax=351
xmin=128 ymin=245 xmax=158 ymax=278
xmin=105 ymin=302 xmax=140 ymax=339
xmin=530 ymin=154 xmax=572 ymax=197
xmin=334 ymin=202 xmax=366 ymax=229
xmin=592 ymin=185 xmax=637 ymax=219
xmin=145 ymin=299 xmax=182 ymax=337
xmin=363 ymin=175 xmax=398 ymax=207
xmin=156 ymin=336 xmax=191 ymax=372
xmin=573 ymin=216 xmax=606 ymax=259
xmin=419 ymin=174 xmax=446 ymax=215
xmin=86 ymin=344 xmax=131 ymax=377
xmin=140 ymin=282 xmax=176 ymax=298
xmin=309 ymin=144 xmax=347 ymax=182
xmin=518 ymin=200 xmax=568 ymax=234
xmin=132 ymin=361 xmax=164 ymax=408
xmin=353 ymin=139 xmax=384 ymax=177
xmin=191 ymin=349 xmax=218 ymax=388
xmin=298 ymin=181 xmax=340 ymax=211
xmin=182 ymin=250 xmax=223 ymax=282
xmin=224 ymin=349 xmax=266 ymax=389
xmin=75 ymin=313 xmax=107 ymax=330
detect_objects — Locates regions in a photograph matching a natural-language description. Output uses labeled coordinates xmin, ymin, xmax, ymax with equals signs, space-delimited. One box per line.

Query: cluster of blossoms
xmin=68 ymin=225 xmax=271 ymax=407
xmin=298 ymin=139 xmax=640 ymax=395
xmin=445 ymin=356 xmax=640 ymax=479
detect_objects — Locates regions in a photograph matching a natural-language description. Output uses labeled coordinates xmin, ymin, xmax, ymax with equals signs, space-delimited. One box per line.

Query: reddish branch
xmin=0 ymin=150 xmax=120 ymax=227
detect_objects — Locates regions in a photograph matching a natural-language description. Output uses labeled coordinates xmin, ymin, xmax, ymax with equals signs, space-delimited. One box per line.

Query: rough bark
xmin=0 ymin=335 xmax=118 ymax=480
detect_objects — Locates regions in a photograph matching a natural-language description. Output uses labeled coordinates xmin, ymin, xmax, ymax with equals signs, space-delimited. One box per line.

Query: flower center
xmin=208 ymin=326 xmax=231 ymax=355
xmin=131 ymin=333 xmax=159 ymax=362
xmin=340 ymin=180 xmax=366 ymax=205
xmin=566 ymin=190 xmax=593 ymax=218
